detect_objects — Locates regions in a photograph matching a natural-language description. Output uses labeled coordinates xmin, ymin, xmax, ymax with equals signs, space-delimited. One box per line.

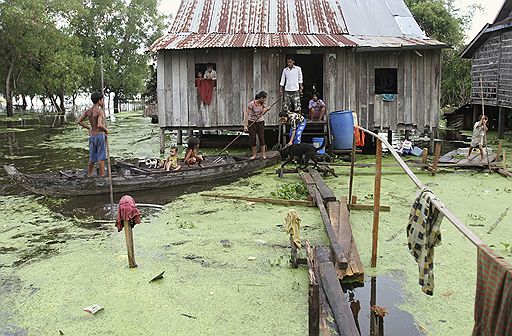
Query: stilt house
xmin=461 ymin=0 xmax=512 ymax=138
xmin=150 ymin=0 xmax=445 ymax=149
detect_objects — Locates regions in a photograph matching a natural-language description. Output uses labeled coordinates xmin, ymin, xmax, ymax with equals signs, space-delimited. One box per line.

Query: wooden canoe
xmin=3 ymin=151 xmax=281 ymax=197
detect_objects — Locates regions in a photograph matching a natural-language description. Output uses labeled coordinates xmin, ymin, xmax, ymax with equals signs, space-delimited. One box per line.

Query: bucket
xmin=312 ymin=137 xmax=325 ymax=154
xmin=330 ymin=110 xmax=354 ymax=150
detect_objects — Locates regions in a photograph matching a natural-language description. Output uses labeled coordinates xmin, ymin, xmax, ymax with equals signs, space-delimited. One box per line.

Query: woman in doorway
xmin=244 ymin=91 xmax=270 ymax=159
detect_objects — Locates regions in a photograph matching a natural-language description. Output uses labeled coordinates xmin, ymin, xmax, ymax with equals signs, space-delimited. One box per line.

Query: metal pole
xmin=348 ymin=132 xmax=356 ymax=207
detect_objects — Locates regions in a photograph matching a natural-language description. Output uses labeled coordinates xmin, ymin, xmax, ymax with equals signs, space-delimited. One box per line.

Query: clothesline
xmin=355 ymin=126 xmax=484 ymax=247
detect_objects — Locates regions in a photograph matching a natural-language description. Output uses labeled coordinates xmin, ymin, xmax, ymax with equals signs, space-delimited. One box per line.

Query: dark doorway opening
xmin=286 ymin=54 xmax=324 ymax=115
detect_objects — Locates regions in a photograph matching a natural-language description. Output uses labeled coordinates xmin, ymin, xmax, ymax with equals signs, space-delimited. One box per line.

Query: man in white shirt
xmin=280 ymin=56 xmax=303 ymax=115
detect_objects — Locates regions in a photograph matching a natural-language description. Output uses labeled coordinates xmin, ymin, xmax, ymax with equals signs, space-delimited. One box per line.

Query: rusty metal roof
xmin=150 ymin=0 xmax=443 ymax=51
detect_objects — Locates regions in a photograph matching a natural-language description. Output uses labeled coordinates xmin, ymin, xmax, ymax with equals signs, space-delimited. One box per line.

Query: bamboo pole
xmin=123 ymin=220 xmax=137 ymax=268
xmin=348 ymin=132 xmax=356 ymax=209
xmin=356 ymin=126 xmax=484 ymax=247
xmin=479 ymin=74 xmax=492 ymax=172
xmin=201 ymin=193 xmax=314 ymax=207
xmin=371 ymin=139 xmax=382 ymax=268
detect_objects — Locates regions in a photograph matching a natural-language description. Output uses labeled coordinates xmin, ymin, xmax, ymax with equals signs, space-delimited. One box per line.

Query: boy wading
xmin=77 ymin=92 xmax=109 ymax=177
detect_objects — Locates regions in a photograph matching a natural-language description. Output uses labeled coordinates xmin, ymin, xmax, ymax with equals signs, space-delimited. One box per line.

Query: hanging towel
xmin=382 ymin=94 xmax=396 ymax=102
xmin=472 ymin=244 xmax=512 ymax=336
xmin=406 ymin=189 xmax=444 ymax=295
xmin=115 ymin=195 xmax=141 ymax=232
xmin=285 ymin=210 xmax=301 ymax=248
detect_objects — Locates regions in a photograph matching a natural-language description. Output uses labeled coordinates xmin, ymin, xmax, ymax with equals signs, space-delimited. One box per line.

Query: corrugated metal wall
xmin=157 ymin=48 xmax=441 ymax=132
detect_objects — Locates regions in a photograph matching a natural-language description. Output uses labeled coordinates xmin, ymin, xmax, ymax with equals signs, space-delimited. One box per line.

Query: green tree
xmin=71 ymin=0 xmax=164 ymax=112
xmin=406 ymin=0 xmax=478 ymax=107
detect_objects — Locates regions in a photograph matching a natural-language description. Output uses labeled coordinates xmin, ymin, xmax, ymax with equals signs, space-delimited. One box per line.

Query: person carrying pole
xmin=244 ymin=91 xmax=270 ymax=159
xmin=467 ymin=115 xmax=488 ymax=162
xmin=77 ymin=92 xmax=109 ymax=177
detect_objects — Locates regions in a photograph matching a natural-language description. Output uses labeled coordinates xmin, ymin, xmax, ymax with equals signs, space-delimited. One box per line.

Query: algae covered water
xmin=1 ymin=111 xmax=511 ymax=335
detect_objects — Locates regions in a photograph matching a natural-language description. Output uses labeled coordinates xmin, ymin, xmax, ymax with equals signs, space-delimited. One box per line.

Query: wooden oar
xmin=212 ymin=97 xmax=281 ymax=164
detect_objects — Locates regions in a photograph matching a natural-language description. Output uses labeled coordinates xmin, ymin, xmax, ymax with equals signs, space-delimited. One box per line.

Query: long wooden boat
xmin=4 ymin=151 xmax=281 ymax=197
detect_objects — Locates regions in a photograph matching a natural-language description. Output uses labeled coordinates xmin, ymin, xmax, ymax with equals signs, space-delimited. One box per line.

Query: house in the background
xmin=461 ymin=0 xmax=512 ymax=138
xmin=150 ymin=0 xmax=445 ymax=152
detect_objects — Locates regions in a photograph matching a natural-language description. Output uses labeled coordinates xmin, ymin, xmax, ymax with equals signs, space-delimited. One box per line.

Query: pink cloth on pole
xmin=115 ymin=195 xmax=141 ymax=232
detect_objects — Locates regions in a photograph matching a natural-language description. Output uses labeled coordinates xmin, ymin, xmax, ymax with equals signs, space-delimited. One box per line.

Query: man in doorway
xmin=77 ymin=92 xmax=109 ymax=177
xmin=280 ymin=56 xmax=303 ymax=115
xmin=204 ymin=64 xmax=217 ymax=80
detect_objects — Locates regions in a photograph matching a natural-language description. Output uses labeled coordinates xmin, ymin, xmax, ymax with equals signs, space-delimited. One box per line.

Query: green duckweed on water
xmin=1 ymin=111 xmax=511 ymax=335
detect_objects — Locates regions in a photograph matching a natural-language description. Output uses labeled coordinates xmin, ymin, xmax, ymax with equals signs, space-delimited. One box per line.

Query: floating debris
xmin=149 ymin=271 xmax=165 ymax=283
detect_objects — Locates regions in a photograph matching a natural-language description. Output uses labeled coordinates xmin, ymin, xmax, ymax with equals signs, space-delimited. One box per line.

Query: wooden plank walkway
xmin=439 ymin=149 xmax=497 ymax=167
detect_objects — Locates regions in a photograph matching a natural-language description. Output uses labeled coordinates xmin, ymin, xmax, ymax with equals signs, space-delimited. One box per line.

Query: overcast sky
xmin=158 ymin=0 xmax=505 ymax=42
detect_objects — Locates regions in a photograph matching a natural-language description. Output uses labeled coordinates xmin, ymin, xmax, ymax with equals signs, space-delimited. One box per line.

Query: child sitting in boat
xmin=163 ymin=146 xmax=181 ymax=171
xmin=184 ymin=136 xmax=203 ymax=168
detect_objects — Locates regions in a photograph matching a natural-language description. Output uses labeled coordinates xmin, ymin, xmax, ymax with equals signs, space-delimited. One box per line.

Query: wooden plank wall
xmin=498 ymin=30 xmax=512 ymax=108
xmin=327 ymin=49 xmax=441 ymax=132
xmin=157 ymin=47 xmax=442 ymax=132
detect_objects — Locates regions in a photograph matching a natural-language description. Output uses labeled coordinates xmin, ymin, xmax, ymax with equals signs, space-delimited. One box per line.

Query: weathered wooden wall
xmin=324 ymin=49 xmax=441 ymax=132
xmin=470 ymin=29 xmax=512 ymax=109
xmin=157 ymin=47 xmax=442 ymax=132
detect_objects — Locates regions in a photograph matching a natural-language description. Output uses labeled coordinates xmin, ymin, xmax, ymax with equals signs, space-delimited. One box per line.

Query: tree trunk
xmin=58 ymin=92 xmax=65 ymax=114
xmin=72 ymin=92 xmax=77 ymax=106
xmin=40 ymin=97 xmax=47 ymax=109
xmin=5 ymin=60 xmax=14 ymax=117
xmin=113 ymin=92 xmax=120 ymax=113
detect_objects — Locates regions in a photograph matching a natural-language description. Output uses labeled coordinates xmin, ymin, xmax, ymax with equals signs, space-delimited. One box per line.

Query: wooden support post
xmin=348 ymin=133 xmax=356 ymax=207
xmin=429 ymin=128 xmax=437 ymax=154
xmin=351 ymin=195 xmax=357 ymax=205
xmin=387 ymin=130 xmax=392 ymax=146
xmin=498 ymin=107 xmax=505 ymax=139
xmin=497 ymin=141 xmax=503 ymax=162
xmin=421 ymin=148 xmax=428 ymax=164
xmin=159 ymin=128 xmax=165 ymax=154
xmin=123 ymin=220 xmax=137 ymax=268
xmin=371 ymin=139 xmax=382 ymax=268
xmin=431 ymin=141 xmax=442 ymax=175
xmin=177 ymin=129 xmax=183 ymax=145
xmin=504 ymin=151 xmax=507 ymax=170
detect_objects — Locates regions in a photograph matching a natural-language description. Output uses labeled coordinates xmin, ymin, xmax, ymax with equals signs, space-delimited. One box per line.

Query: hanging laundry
xmin=354 ymin=128 xmax=365 ymax=147
xmin=472 ymin=244 xmax=512 ymax=336
xmin=406 ymin=189 xmax=444 ymax=295
xmin=195 ymin=78 xmax=215 ymax=105
xmin=382 ymin=94 xmax=396 ymax=102
xmin=115 ymin=195 xmax=141 ymax=232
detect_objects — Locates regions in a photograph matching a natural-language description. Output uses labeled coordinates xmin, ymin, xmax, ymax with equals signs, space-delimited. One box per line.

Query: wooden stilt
xmin=504 ymin=151 xmax=507 ymax=169
xmin=497 ymin=141 xmax=503 ymax=162
xmin=159 ymin=128 xmax=165 ymax=154
xmin=421 ymin=148 xmax=428 ymax=164
xmin=348 ymin=133 xmax=356 ymax=207
xmin=307 ymin=242 xmax=320 ymax=336
xmin=351 ymin=195 xmax=357 ymax=205
xmin=177 ymin=129 xmax=183 ymax=145
xmin=498 ymin=107 xmax=505 ymax=139
xmin=431 ymin=141 xmax=442 ymax=175
xmin=371 ymin=139 xmax=382 ymax=268
xmin=123 ymin=220 xmax=137 ymax=268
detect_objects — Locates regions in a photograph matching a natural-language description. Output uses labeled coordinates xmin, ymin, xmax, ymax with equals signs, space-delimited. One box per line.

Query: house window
xmin=375 ymin=68 xmax=398 ymax=94
xmin=195 ymin=63 xmax=217 ymax=80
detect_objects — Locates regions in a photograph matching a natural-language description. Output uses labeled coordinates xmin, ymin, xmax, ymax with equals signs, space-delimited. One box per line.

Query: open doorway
xmin=286 ymin=54 xmax=324 ymax=115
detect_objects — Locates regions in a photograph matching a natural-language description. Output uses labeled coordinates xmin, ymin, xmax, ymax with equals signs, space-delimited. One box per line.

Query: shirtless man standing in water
xmin=77 ymin=92 xmax=109 ymax=177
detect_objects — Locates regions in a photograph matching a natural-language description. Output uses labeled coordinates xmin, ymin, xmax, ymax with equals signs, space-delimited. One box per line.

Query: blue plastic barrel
xmin=312 ymin=137 xmax=325 ymax=155
xmin=330 ymin=110 xmax=354 ymax=150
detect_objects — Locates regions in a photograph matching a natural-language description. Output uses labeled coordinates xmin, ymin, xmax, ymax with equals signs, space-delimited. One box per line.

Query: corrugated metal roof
xmin=339 ymin=0 xmax=425 ymax=37
xmin=150 ymin=0 xmax=442 ymax=51
xmin=170 ymin=0 xmax=348 ymax=35
xmin=151 ymin=32 xmax=356 ymax=50
xmin=348 ymin=35 xmax=445 ymax=50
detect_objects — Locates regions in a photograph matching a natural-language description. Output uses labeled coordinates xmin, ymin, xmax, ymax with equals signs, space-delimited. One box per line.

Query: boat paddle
xmin=212 ymin=97 xmax=281 ymax=164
